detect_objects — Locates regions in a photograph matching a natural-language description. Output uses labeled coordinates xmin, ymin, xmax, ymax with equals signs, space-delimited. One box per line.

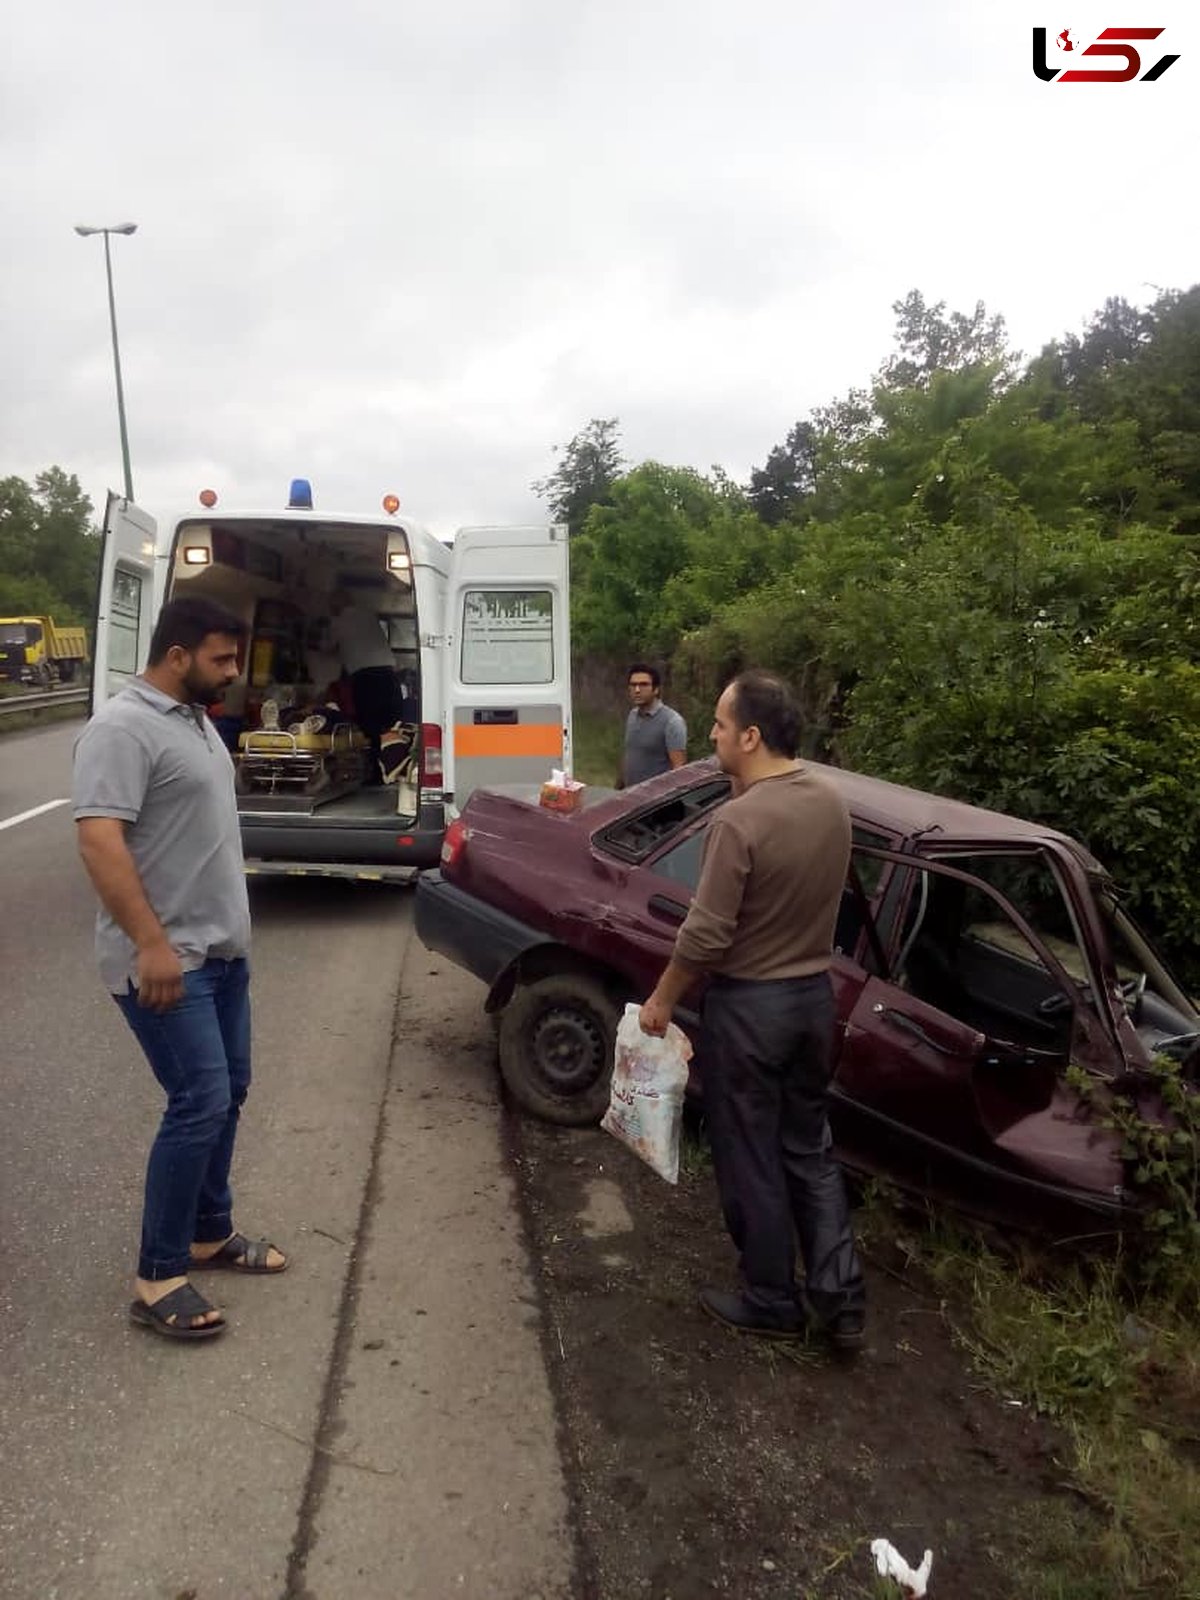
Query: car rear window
xmin=595 ymin=778 xmax=731 ymax=863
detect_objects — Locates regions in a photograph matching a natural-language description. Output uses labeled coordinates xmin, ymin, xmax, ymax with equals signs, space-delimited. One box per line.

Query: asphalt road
xmin=0 ymin=719 xmax=573 ymax=1600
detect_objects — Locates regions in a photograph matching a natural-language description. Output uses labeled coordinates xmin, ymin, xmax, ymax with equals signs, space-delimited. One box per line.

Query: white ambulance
xmin=90 ymin=481 xmax=572 ymax=880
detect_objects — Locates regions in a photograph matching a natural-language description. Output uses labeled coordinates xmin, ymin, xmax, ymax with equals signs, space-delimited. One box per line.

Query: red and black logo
xmin=1032 ymin=26 xmax=1179 ymax=82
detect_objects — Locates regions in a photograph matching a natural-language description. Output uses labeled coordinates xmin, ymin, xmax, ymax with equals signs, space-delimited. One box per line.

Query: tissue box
xmin=539 ymin=779 xmax=585 ymax=813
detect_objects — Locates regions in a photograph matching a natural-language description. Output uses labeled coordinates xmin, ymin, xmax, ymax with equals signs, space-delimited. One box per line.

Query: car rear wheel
xmin=497 ymin=972 xmax=620 ymax=1126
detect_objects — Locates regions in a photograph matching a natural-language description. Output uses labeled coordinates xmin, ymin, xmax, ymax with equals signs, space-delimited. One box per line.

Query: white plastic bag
xmin=601 ymin=1003 xmax=693 ymax=1184
xmin=870 ymin=1540 xmax=933 ymax=1597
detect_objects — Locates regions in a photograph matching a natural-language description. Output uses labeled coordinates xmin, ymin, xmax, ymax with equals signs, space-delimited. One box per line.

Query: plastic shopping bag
xmin=601 ymin=1003 xmax=693 ymax=1184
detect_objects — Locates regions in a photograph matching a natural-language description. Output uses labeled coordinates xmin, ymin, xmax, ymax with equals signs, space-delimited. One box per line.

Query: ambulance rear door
xmin=90 ymin=494 xmax=165 ymax=712
xmin=444 ymin=524 xmax=571 ymax=806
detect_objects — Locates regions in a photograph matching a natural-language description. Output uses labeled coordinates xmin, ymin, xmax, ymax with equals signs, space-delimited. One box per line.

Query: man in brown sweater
xmin=640 ymin=670 xmax=865 ymax=1348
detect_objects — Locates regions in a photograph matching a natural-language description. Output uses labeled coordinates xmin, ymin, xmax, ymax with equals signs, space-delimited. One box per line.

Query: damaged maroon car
xmin=415 ymin=760 xmax=1199 ymax=1234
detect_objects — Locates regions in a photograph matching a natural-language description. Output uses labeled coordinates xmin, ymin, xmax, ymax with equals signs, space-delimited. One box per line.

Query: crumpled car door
xmin=831 ymin=851 xmax=1125 ymax=1226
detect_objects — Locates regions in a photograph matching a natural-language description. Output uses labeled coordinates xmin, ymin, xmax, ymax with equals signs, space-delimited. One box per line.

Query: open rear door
xmin=445 ymin=524 xmax=570 ymax=806
xmin=90 ymin=493 xmax=161 ymax=712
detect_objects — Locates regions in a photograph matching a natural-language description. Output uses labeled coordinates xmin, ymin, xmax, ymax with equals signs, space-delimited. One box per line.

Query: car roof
xmin=582 ymin=757 xmax=1104 ymax=873
xmin=807 ymin=759 xmax=1101 ymax=866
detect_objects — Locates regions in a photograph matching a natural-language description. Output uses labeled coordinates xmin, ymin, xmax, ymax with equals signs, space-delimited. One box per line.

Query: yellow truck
xmin=0 ymin=616 xmax=89 ymax=687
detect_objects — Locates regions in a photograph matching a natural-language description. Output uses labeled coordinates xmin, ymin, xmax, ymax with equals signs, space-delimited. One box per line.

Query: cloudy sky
xmin=3 ymin=2 xmax=1195 ymax=539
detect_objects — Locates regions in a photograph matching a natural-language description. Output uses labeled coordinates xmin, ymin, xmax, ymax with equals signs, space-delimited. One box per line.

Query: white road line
xmin=0 ymin=798 xmax=71 ymax=833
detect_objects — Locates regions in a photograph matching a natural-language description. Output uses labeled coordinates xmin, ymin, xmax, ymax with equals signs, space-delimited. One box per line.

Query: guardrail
xmin=0 ymin=687 xmax=90 ymax=719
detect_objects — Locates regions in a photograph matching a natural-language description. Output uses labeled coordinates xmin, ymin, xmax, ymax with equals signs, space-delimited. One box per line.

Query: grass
xmin=677 ymin=1114 xmax=714 ymax=1181
xmin=869 ymin=1203 xmax=1200 ymax=1599
xmin=571 ymin=704 xmax=624 ymax=787
xmin=0 ymin=702 xmax=87 ymax=735
xmin=681 ymin=1116 xmax=1200 ymax=1596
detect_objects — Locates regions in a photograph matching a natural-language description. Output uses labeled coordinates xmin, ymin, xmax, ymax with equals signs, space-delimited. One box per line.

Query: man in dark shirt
xmin=640 ymin=669 xmax=865 ymax=1348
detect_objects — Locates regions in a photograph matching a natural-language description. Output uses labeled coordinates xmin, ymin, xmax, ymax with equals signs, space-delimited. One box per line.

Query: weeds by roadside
xmin=678 ymin=1112 xmax=713 ymax=1181
xmin=571 ymin=704 xmax=623 ymax=787
xmin=0 ymin=704 xmax=86 ymax=735
xmin=859 ymin=1191 xmax=1200 ymax=1598
xmin=0 ymin=679 xmax=88 ymax=736
xmin=679 ymin=1083 xmax=1200 ymax=1600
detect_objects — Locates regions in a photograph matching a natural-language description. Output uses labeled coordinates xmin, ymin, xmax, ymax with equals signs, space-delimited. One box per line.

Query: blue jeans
xmin=115 ymin=957 xmax=251 ymax=1281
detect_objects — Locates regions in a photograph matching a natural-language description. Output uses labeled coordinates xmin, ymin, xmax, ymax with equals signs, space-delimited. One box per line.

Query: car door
xmin=90 ymin=494 xmax=163 ymax=711
xmin=835 ymin=851 xmax=1124 ymax=1219
xmin=444 ymin=524 xmax=571 ymax=807
xmin=587 ymin=777 xmax=732 ymax=1006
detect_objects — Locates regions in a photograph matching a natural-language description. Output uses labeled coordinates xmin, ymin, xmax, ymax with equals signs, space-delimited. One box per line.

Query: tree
xmin=747 ymin=421 xmax=819 ymax=525
xmin=880 ymin=289 xmax=1013 ymax=391
xmin=532 ymin=418 xmax=625 ymax=537
xmin=1027 ymin=289 xmax=1200 ymax=533
xmin=569 ymin=463 xmax=790 ymax=660
xmin=0 ymin=469 xmax=98 ymax=622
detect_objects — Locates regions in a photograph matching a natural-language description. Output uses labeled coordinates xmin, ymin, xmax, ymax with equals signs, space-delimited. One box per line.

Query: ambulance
xmin=90 ymin=481 xmax=572 ymax=881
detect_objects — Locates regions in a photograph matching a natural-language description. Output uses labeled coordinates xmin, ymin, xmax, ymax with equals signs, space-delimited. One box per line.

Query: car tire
xmin=498 ymin=972 xmax=621 ymax=1126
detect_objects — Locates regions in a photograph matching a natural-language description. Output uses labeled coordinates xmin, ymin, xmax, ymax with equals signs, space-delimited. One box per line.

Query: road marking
xmin=0 ymin=798 xmax=71 ymax=832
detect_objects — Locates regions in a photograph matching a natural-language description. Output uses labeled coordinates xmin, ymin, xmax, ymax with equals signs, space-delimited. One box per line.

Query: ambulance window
xmin=460 ymin=589 xmax=554 ymax=684
xmin=110 ymin=567 xmax=143 ymax=674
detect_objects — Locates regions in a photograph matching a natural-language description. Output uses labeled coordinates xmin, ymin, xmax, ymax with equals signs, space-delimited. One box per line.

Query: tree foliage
xmin=0 ymin=469 xmax=98 ymax=623
xmin=531 ymin=417 xmax=625 ymax=537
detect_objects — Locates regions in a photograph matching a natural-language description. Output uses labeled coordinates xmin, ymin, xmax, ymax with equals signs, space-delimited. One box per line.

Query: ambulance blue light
xmin=287 ymin=478 xmax=314 ymax=509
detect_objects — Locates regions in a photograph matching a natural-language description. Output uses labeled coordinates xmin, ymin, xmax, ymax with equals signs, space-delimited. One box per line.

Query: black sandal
xmin=129 ymin=1282 xmax=226 ymax=1341
xmin=191 ymin=1231 xmax=288 ymax=1274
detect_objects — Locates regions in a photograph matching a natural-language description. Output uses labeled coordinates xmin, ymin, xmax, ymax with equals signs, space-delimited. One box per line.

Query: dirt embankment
xmin=512 ymin=1117 xmax=1075 ymax=1600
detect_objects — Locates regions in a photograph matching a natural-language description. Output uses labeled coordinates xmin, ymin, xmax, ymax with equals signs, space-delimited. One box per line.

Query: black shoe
xmin=699 ymin=1287 xmax=803 ymax=1340
xmin=797 ymin=1286 xmax=866 ymax=1352
xmin=819 ymin=1306 xmax=866 ymax=1352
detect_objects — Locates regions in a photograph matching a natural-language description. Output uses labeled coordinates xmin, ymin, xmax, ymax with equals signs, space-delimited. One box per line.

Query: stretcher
xmin=235 ymin=722 xmax=368 ymax=802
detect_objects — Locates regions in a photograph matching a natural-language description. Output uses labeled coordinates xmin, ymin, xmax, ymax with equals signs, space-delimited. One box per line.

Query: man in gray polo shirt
xmin=618 ymin=663 xmax=688 ymax=788
xmin=74 ymin=595 xmax=287 ymax=1342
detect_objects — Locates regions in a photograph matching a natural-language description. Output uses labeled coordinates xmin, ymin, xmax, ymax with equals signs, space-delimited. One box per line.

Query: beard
xmin=181 ymin=667 xmax=226 ymax=707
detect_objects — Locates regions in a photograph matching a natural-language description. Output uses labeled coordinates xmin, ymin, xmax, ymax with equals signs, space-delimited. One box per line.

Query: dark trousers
xmin=698 ymin=972 xmax=864 ymax=1322
xmin=351 ymin=667 xmax=403 ymax=775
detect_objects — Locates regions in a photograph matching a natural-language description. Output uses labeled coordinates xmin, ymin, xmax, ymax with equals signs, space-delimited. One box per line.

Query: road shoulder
xmin=297 ymin=951 xmax=574 ymax=1600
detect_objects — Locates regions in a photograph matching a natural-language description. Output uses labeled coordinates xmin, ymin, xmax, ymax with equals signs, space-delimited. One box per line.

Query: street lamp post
xmin=74 ymin=222 xmax=137 ymax=502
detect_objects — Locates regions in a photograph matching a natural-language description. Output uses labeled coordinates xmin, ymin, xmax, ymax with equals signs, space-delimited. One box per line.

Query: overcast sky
xmin=3 ymin=2 xmax=1195 ymax=539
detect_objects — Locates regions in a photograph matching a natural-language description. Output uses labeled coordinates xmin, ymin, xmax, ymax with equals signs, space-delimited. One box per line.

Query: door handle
xmin=473 ymin=708 xmax=517 ymax=725
xmin=872 ymin=1003 xmax=962 ymax=1057
xmin=648 ymin=893 xmax=688 ymax=924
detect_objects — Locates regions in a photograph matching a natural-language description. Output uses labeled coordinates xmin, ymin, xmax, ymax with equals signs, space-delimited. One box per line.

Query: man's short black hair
xmin=727 ymin=670 xmax=801 ymax=759
xmin=148 ymin=595 xmax=246 ymax=666
xmin=628 ymin=662 xmax=661 ymax=690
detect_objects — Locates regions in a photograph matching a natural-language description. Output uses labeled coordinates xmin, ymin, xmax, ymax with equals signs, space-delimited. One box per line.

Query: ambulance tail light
xmin=419 ymin=722 xmax=443 ymax=785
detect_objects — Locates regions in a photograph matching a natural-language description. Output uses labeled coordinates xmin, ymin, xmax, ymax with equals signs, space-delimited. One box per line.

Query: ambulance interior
xmin=167 ymin=517 xmax=423 ymax=819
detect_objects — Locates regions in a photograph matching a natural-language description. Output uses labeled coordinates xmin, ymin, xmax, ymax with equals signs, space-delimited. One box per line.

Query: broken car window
xmin=599 ymin=779 xmax=730 ymax=864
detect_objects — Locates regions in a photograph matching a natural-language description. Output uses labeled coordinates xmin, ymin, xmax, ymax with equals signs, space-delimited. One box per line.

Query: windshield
xmin=0 ymin=623 xmax=33 ymax=645
xmin=1097 ymin=888 xmax=1198 ymax=1027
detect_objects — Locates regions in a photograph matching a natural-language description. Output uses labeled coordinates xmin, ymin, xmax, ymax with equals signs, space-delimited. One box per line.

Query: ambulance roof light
xmin=199 ymin=488 xmax=218 ymax=508
xmin=382 ymin=494 xmax=400 ymax=515
xmin=288 ymin=478 xmax=313 ymax=510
